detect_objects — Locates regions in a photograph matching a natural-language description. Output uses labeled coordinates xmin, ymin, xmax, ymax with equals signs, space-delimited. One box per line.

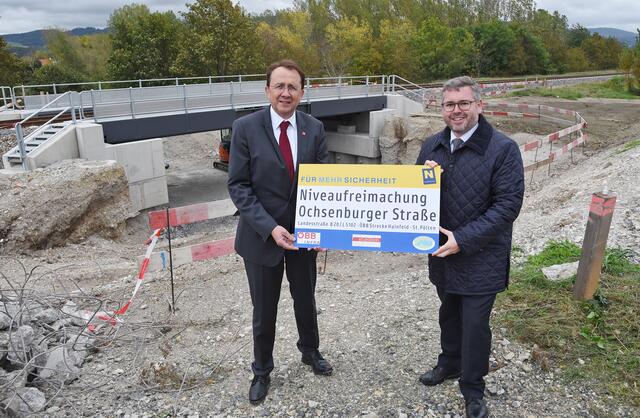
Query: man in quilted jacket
xmin=416 ymin=76 xmax=525 ymax=418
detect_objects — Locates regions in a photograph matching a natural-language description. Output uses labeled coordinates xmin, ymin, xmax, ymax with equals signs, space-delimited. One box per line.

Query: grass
xmin=619 ymin=139 xmax=640 ymax=153
xmin=510 ymin=76 xmax=640 ymax=100
xmin=495 ymin=240 xmax=640 ymax=406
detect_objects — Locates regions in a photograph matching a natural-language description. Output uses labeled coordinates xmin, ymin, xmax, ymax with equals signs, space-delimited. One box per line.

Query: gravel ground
xmin=1 ymin=97 xmax=639 ymax=416
xmin=0 ymin=128 xmax=17 ymax=169
xmin=19 ymin=249 xmax=637 ymax=417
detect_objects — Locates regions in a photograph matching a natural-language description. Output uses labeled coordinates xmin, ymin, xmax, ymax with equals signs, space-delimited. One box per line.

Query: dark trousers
xmin=436 ymin=287 xmax=496 ymax=400
xmin=244 ymin=249 xmax=319 ymax=376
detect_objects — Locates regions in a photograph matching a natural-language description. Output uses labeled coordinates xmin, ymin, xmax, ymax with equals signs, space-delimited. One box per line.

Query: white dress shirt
xmin=449 ymin=122 xmax=479 ymax=152
xmin=270 ymin=106 xmax=298 ymax=167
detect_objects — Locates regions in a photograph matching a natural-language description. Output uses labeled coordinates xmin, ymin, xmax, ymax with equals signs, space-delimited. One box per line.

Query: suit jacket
xmin=416 ymin=114 xmax=524 ymax=294
xmin=228 ymin=107 xmax=329 ymax=266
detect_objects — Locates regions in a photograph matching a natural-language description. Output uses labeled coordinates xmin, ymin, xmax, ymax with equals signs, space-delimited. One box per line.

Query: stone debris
xmin=0 ymin=159 xmax=133 ymax=254
xmin=0 ymin=296 xmax=98 ymax=416
xmin=379 ymin=113 xmax=444 ymax=164
xmin=542 ymin=261 xmax=580 ymax=281
xmin=2 ymin=387 xmax=46 ymax=415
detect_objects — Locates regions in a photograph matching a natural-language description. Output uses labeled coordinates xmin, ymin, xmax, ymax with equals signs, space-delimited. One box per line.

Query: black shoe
xmin=301 ymin=351 xmax=333 ymax=376
xmin=249 ymin=375 xmax=270 ymax=404
xmin=419 ymin=365 xmax=461 ymax=386
xmin=465 ymin=398 xmax=488 ymax=418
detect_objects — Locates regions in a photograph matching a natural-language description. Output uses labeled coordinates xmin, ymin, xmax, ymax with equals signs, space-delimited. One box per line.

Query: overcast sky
xmin=0 ymin=0 xmax=638 ymax=35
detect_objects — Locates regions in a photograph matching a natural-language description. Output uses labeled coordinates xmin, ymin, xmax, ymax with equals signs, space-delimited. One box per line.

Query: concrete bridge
xmin=1 ymin=75 xmax=425 ymax=211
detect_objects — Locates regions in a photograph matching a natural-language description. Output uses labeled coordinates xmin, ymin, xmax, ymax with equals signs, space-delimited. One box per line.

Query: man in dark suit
xmin=416 ymin=76 xmax=524 ymax=418
xmin=228 ymin=60 xmax=332 ymax=405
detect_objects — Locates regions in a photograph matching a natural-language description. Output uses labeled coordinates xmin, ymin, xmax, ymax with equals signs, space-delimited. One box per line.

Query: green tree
xmin=107 ymin=4 xmax=182 ymax=80
xmin=567 ymin=24 xmax=590 ymax=48
xmin=412 ymin=18 xmax=475 ymax=81
xmin=255 ymin=11 xmax=322 ymax=76
xmin=32 ymin=63 xmax=85 ymax=86
xmin=566 ymin=47 xmax=591 ymax=72
xmin=443 ymin=0 xmax=476 ymax=26
xmin=0 ymin=37 xmax=27 ymax=86
xmin=45 ymin=30 xmax=87 ymax=78
xmin=501 ymin=0 xmax=535 ymax=22
xmin=472 ymin=20 xmax=516 ymax=76
xmin=324 ymin=17 xmax=382 ymax=75
xmin=173 ymin=0 xmax=261 ymax=76
xmin=527 ymin=9 xmax=569 ymax=73
xmin=621 ymin=30 xmax=640 ymax=93
xmin=508 ymin=24 xmax=550 ymax=75
xmin=379 ymin=18 xmax=419 ymax=78
xmin=581 ymin=34 xmax=624 ymax=70
xmin=43 ymin=30 xmax=112 ymax=81
xmin=76 ymin=33 xmax=112 ymax=80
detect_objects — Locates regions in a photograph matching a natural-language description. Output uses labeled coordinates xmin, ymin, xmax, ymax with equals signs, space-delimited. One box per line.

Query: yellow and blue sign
xmin=294 ymin=164 xmax=441 ymax=253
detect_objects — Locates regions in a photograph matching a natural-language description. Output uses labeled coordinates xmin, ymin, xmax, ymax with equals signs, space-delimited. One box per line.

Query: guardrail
xmin=15 ymin=91 xmax=79 ymax=169
xmin=10 ymin=74 xmax=266 ymax=109
xmin=1 ymin=86 xmax=15 ymax=110
xmin=387 ymin=75 xmax=425 ymax=104
xmin=83 ymin=75 xmax=387 ymax=122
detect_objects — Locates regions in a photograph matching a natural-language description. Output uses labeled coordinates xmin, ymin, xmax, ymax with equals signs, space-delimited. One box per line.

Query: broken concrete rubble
xmin=0 ymin=295 xmax=99 ymax=416
xmin=379 ymin=113 xmax=445 ymax=165
xmin=2 ymin=386 xmax=46 ymax=415
xmin=0 ymin=159 xmax=133 ymax=254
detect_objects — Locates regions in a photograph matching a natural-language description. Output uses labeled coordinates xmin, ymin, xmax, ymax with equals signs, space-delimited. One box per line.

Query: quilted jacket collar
xmin=430 ymin=114 xmax=494 ymax=155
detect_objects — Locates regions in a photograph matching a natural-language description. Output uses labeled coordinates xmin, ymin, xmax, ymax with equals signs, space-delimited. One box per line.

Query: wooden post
xmin=573 ymin=192 xmax=616 ymax=300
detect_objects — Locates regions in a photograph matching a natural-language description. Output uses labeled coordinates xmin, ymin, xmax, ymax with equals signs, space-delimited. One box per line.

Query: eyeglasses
xmin=270 ymin=83 xmax=300 ymax=93
xmin=442 ymin=100 xmax=475 ymax=112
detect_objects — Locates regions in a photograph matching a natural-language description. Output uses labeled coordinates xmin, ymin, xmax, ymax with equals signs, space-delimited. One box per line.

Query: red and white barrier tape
xmin=78 ymin=228 xmax=163 ymax=332
xmin=483 ymin=110 xmax=539 ymax=119
xmin=523 ymin=132 xmax=588 ymax=173
xmin=549 ymin=132 xmax=588 ymax=161
xmin=115 ymin=228 xmax=163 ymax=317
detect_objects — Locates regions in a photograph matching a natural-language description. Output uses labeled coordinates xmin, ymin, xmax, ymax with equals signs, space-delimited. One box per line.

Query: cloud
xmin=1 ymin=0 xmax=637 ymax=35
xmin=535 ymin=0 xmax=640 ymax=32
xmin=0 ymin=0 xmax=294 ymax=35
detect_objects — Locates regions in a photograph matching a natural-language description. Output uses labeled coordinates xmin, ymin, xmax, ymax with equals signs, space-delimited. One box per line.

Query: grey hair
xmin=441 ymin=76 xmax=482 ymax=102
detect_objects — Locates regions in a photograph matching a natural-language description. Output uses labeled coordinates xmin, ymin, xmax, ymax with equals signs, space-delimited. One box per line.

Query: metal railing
xmin=10 ymin=74 xmax=265 ymax=110
xmin=15 ymin=91 xmax=79 ymax=169
xmin=1 ymin=86 xmax=15 ymax=110
xmin=83 ymin=75 xmax=387 ymax=122
xmin=386 ymin=75 xmax=427 ymax=104
xmin=5 ymin=73 xmax=405 ymax=117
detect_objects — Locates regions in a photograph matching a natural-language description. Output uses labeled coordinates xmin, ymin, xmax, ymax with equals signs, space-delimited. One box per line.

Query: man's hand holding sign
xmin=422 ymin=159 xmax=460 ymax=258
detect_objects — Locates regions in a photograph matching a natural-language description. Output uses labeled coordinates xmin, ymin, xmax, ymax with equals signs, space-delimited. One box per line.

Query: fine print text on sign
xmin=294 ymin=164 xmax=441 ymax=253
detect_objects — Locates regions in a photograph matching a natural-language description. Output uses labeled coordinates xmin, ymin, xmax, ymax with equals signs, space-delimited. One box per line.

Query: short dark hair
xmin=442 ymin=76 xmax=482 ymax=102
xmin=266 ymin=59 xmax=305 ymax=89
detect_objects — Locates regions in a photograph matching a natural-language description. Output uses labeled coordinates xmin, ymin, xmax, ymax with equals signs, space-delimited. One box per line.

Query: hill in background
xmin=588 ymin=27 xmax=637 ymax=46
xmin=2 ymin=27 xmax=108 ymax=56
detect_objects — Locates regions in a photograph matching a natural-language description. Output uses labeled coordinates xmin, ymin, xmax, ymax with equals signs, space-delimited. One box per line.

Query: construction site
xmin=0 ymin=76 xmax=639 ymax=416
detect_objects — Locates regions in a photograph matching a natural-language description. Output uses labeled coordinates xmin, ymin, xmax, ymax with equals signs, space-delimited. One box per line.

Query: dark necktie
xmin=279 ymin=121 xmax=294 ymax=182
xmin=452 ymin=138 xmax=464 ymax=153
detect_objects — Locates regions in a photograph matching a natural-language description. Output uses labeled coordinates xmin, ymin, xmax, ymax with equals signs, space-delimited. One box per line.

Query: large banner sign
xmin=294 ymin=164 xmax=441 ymax=253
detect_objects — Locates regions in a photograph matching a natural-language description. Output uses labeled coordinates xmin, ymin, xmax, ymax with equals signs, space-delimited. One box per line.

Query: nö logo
xmin=422 ymin=167 xmax=437 ymax=185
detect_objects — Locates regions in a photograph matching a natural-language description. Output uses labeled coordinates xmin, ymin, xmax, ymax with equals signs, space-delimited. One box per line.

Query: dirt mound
xmin=0 ymin=159 xmax=133 ymax=253
xmin=379 ymin=113 xmax=445 ymax=164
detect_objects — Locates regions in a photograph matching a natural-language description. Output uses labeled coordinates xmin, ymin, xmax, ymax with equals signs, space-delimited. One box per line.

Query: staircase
xmin=3 ymin=123 xmax=69 ymax=169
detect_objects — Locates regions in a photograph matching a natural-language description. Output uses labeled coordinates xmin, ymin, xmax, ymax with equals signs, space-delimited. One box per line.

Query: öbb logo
xmin=296 ymin=231 xmax=321 ymax=245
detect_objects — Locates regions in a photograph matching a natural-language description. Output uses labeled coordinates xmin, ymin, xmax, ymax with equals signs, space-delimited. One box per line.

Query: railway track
xmin=408 ymin=72 xmax=624 ymax=90
xmin=0 ymin=111 xmax=93 ymax=130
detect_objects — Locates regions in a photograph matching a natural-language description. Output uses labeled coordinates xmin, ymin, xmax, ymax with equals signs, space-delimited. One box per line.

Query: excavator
xmin=213 ymin=129 xmax=231 ymax=171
